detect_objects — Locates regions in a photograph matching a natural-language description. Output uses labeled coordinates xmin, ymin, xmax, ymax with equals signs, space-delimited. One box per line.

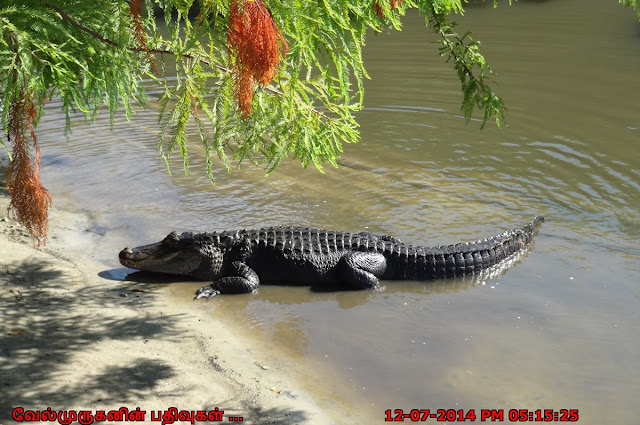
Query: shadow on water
xmin=99 ymin=268 xmax=197 ymax=284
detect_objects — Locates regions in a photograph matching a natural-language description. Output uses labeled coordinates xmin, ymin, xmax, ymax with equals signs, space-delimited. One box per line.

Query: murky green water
xmin=9 ymin=1 xmax=639 ymax=423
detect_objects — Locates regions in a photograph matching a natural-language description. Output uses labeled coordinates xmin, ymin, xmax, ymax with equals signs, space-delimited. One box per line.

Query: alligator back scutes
xmin=206 ymin=227 xmax=401 ymax=256
xmin=197 ymin=216 xmax=543 ymax=265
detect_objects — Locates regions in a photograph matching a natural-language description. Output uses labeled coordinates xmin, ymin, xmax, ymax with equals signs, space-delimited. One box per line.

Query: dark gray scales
xmin=118 ymin=216 xmax=545 ymax=299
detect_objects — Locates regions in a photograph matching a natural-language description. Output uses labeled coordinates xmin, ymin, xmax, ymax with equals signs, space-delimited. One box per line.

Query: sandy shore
xmin=0 ymin=171 xmax=335 ymax=424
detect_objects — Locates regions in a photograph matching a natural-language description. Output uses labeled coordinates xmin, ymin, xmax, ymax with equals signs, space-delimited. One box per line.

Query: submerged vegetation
xmin=1 ymin=0 xmax=639 ymax=244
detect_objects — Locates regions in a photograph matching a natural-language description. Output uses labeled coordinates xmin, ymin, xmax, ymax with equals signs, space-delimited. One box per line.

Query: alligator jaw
xmin=119 ymin=242 xmax=180 ymax=270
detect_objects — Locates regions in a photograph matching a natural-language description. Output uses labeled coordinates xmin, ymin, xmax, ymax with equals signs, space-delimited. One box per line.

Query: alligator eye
xmin=165 ymin=231 xmax=180 ymax=242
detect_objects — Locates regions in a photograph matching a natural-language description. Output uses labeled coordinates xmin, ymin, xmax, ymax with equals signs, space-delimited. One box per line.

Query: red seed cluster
xmin=374 ymin=0 xmax=404 ymax=19
xmin=129 ymin=0 xmax=156 ymax=74
xmin=228 ymin=0 xmax=289 ymax=118
xmin=6 ymin=91 xmax=52 ymax=246
xmin=233 ymin=66 xmax=254 ymax=119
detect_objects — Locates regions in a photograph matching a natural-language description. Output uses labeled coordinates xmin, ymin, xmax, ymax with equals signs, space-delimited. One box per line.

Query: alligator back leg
xmin=338 ymin=252 xmax=387 ymax=290
xmin=195 ymin=262 xmax=260 ymax=299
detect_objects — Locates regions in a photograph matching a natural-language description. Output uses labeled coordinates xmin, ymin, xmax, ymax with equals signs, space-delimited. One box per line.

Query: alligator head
xmin=119 ymin=231 xmax=223 ymax=280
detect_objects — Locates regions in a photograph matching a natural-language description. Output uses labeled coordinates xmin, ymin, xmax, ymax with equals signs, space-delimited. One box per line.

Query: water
xmin=8 ymin=1 xmax=640 ymax=423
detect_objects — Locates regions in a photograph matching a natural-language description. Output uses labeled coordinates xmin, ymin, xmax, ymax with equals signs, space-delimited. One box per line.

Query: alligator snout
xmin=119 ymin=242 xmax=163 ymax=268
xmin=119 ymin=247 xmax=134 ymax=267
xmin=119 ymin=247 xmax=147 ymax=268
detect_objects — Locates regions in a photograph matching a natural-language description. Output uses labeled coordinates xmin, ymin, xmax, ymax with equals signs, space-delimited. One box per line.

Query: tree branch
xmin=48 ymin=5 xmax=119 ymax=48
xmin=47 ymin=4 xmax=330 ymax=120
xmin=429 ymin=4 xmax=478 ymax=83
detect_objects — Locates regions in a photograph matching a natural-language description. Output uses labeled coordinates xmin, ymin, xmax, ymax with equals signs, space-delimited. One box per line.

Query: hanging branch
xmin=4 ymin=32 xmax=51 ymax=245
xmin=428 ymin=3 xmax=507 ymax=128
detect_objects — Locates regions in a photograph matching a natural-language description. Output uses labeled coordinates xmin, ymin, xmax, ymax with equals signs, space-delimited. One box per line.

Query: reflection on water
xmin=12 ymin=0 xmax=640 ymax=423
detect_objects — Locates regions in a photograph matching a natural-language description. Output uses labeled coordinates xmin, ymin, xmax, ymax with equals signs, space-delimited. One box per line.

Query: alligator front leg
xmin=338 ymin=252 xmax=387 ymax=290
xmin=194 ymin=262 xmax=260 ymax=299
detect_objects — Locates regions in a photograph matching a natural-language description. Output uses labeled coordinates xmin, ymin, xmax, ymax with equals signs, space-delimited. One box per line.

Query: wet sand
xmin=0 ymin=170 xmax=335 ymax=424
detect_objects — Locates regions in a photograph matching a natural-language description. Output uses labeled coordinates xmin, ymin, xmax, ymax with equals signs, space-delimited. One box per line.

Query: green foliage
xmin=427 ymin=6 xmax=506 ymax=128
xmin=620 ymin=0 xmax=640 ymax=19
xmin=0 ymin=0 xmax=517 ymax=181
xmin=0 ymin=1 xmax=146 ymax=147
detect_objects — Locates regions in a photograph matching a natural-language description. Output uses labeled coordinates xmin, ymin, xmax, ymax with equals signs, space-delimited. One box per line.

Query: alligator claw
xmin=194 ymin=286 xmax=220 ymax=300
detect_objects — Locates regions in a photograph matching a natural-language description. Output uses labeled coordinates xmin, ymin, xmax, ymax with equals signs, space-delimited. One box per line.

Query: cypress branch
xmin=10 ymin=0 xmax=637 ymax=242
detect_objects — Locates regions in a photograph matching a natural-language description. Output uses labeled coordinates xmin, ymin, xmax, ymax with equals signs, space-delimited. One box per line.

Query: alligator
xmin=119 ymin=216 xmax=545 ymax=299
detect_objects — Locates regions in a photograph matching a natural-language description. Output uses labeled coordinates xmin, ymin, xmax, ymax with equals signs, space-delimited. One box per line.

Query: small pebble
xmin=261 ymin=365 xmax=270 ymax=370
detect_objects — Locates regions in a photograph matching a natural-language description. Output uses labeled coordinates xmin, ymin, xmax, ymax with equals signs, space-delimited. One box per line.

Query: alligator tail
xmin=391 ymin=216 xmax=545 ymax=280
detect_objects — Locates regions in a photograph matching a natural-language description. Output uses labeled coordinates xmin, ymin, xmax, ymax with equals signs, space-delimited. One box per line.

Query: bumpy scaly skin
xmin=119 ymin=216 xmax=545 ymax=299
